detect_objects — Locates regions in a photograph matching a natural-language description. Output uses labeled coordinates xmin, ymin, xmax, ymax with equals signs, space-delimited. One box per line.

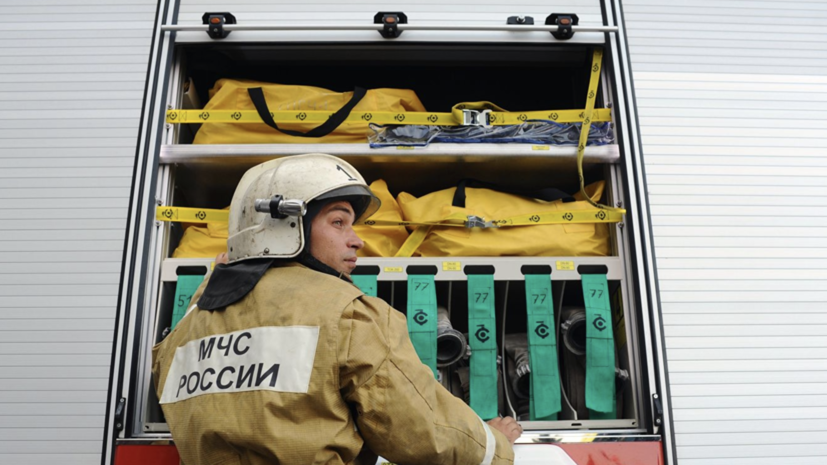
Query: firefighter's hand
xmin=487 ymin=416 xmax=523 ymax=444
xmin=215 ymin=252 xmax=229 ymax=264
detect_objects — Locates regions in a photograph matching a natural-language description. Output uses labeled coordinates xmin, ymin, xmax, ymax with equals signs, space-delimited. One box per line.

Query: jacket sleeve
xmin=338 ymin=297 xmax=514 ymax=465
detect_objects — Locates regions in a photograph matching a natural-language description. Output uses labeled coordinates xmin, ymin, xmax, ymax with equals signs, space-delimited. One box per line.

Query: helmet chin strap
xmin=298 ymin=250 xmax=351 ymax=282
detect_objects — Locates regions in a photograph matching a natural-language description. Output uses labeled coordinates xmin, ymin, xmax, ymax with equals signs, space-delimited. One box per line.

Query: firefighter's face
xmin=309 ymin=200 xmax=364 ymax=275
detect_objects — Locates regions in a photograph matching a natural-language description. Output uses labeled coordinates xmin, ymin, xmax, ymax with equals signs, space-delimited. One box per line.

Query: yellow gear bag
xmin=354 ymin=180 xmax=409 ymax=257
xmin=396 ymin=181 xmax=611 ymax=257
xmin=193 ymin=80 xmax=426 ymax=144
xmin=171 ymin=219 xmax=228 ymax=259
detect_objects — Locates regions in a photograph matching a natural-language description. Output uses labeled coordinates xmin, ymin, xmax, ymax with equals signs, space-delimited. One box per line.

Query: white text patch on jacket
xmin=160 ymin=326 xmax=319 ymax=404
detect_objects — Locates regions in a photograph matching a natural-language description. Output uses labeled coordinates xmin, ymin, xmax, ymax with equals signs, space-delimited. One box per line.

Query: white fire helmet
xmin=226 ymin=154 xmax=380 ymax=263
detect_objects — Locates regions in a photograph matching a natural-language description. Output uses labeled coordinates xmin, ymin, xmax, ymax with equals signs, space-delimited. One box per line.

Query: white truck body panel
xmin=0 ymin=2 xmax=157 ymax=465
xmin=623 ymin=1 xmax=827 ymax=464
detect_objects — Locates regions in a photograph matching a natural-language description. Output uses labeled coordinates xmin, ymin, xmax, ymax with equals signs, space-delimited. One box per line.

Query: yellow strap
xmin=494 ymin=209 xmax=622 ymax=226
xmin=368 ymin=209 xmax=622 ymax=229
xmin=577 ymin=50 xmax=626 ymax=215
xmin=156 ymin=206 xmax=620 ymax=227
xmin=394 ymin=226 xmax=432 ymax=258
xmin=165 ymin=108 xmax=612 ymax=126
xmin=156 ymin=206 xmax=228 ymax=223
xmin=388 ymin=208 xmax=621 ymax=258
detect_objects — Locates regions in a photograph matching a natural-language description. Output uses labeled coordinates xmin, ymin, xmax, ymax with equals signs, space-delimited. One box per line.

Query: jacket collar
xmin=197 ymin=259 xmax=352 ymax=311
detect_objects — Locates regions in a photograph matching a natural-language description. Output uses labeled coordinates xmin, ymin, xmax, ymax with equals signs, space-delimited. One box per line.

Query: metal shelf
xmin=159 ymin=143 xmax=620 ymax=165
xmin=161 ymin=256 xmax=623 ymax=282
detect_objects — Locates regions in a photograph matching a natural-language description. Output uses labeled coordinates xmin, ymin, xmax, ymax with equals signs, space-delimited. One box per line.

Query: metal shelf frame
xmin=161 ymin=256 xmax=625 ymax=283
xmin=159 ymin=143 xmax=620 ymax=165
xmin=122 ymin=12 xmax=649 ymax=443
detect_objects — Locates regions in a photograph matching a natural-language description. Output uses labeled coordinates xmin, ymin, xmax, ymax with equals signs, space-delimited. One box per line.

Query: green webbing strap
xmin=407 ymin=274 xmax=438 ymax=378
xmin=468 ymin=273 xmax=498 ymax=420
xmin=582 ymin=272 xmax=616 ymax=419
xmin=171 ymin=275 xmax=204 ymax=330
xmin=524 ymin=274 xmax=561 ymax=421
xmin=351 ymin=275 xmax=378 ymax=297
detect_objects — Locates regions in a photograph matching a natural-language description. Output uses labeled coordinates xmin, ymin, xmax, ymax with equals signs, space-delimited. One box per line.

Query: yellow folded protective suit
xmin=193 ymin=80 xmax=426 ymax=144
xmin=397 ymin=181 xmax=611 ymax=257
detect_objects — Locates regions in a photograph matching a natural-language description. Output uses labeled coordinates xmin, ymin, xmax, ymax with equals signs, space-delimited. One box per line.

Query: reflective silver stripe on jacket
xmin=479 ymin=418 xmax=496 ymax=465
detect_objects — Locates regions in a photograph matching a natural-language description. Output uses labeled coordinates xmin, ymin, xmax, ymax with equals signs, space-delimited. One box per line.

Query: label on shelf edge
xmin=556 ymin=261 xmax=575 ymax=271
xmin=442 ymin=261 xmax=461 ymax=271
xmin=384 ymin=267 xmax=404 ymax=273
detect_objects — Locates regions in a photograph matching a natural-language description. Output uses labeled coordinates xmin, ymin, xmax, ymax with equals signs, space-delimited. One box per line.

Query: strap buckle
xmin=465 ymin=215 xmax=498 ymax=229
xmin=461 ymin=109 xmax=492 ymax=127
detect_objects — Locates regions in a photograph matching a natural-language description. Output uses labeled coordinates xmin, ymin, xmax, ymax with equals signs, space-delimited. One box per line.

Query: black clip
xmin=202 ymin=12 xmax=237 ymax=39
xmin=374 ymin=12 xmax=407 ymax=39
xmin=546 ymin=13 xmax=578 ymax=40
xmin=114 ymin=397 xmax=126 ymax=432
xmin=507 ymin=16 xmax=534 ymax=25
xmin=652 ymin=393 xmax=664 ymax=427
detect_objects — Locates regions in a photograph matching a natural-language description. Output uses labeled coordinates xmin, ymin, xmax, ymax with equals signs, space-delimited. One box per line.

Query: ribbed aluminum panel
xmin=179 ymin=0 xmax=604 ymax=24
xmin=623 ymin=1 xmax=827 ymax=463
xmin=0 ymin=1 xmax=157 ymax=464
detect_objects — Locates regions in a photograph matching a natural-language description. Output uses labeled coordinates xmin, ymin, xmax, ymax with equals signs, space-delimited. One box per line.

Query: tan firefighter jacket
xmin=152 ymin=262 xmax=514 ymax=465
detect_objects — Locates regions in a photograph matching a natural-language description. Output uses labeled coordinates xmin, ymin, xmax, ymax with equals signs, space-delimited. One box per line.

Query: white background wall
xmin=622 ymin=1 xmax=827 ymax=463
xmin=0 ymin=1 xmax=156 ymax=464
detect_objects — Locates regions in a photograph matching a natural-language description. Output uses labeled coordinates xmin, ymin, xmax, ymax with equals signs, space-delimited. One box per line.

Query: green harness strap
xmin=581 ymin=272 xmax=616 ymax=419
xmin=171 ymin=274 xmax=205 ymax=330
xmin=351 ymin=266 xmax=380 ymax=297
xmin=524 ymin=273 xmax=561 ymax=421
xmin=351 ymin=275 xmax=378 ymax=297
xmin=407 ymin=274 xmax=438 ymax=378
xmin=467 ymin=273 xmax=499 ymax=420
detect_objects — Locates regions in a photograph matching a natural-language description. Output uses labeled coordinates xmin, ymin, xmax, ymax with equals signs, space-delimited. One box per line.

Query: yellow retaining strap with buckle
xmin=166 ymin=106 xmax=612 ymax=127
xmin=156 ymin=204 xmax=621 ymax=260
xmin=156 ymin=206 xmax=621 ymax=228
xmin=386 ymin=208 xmax=622 ymax=258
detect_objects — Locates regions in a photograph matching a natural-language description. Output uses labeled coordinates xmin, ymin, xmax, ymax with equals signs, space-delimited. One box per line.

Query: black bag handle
xmin=452 ymin=179 xmax=575 ymax=208
xmin=247 ymin=87 xmax=367 ymax=138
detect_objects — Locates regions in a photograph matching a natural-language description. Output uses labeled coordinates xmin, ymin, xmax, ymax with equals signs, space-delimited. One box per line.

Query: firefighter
xmin=152 ymin=153 xmax=520 ymax=465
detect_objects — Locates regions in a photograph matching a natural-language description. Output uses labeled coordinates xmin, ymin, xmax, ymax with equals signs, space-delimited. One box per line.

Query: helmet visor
xmin=314 ymin=185 xmax=381 ymax=223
